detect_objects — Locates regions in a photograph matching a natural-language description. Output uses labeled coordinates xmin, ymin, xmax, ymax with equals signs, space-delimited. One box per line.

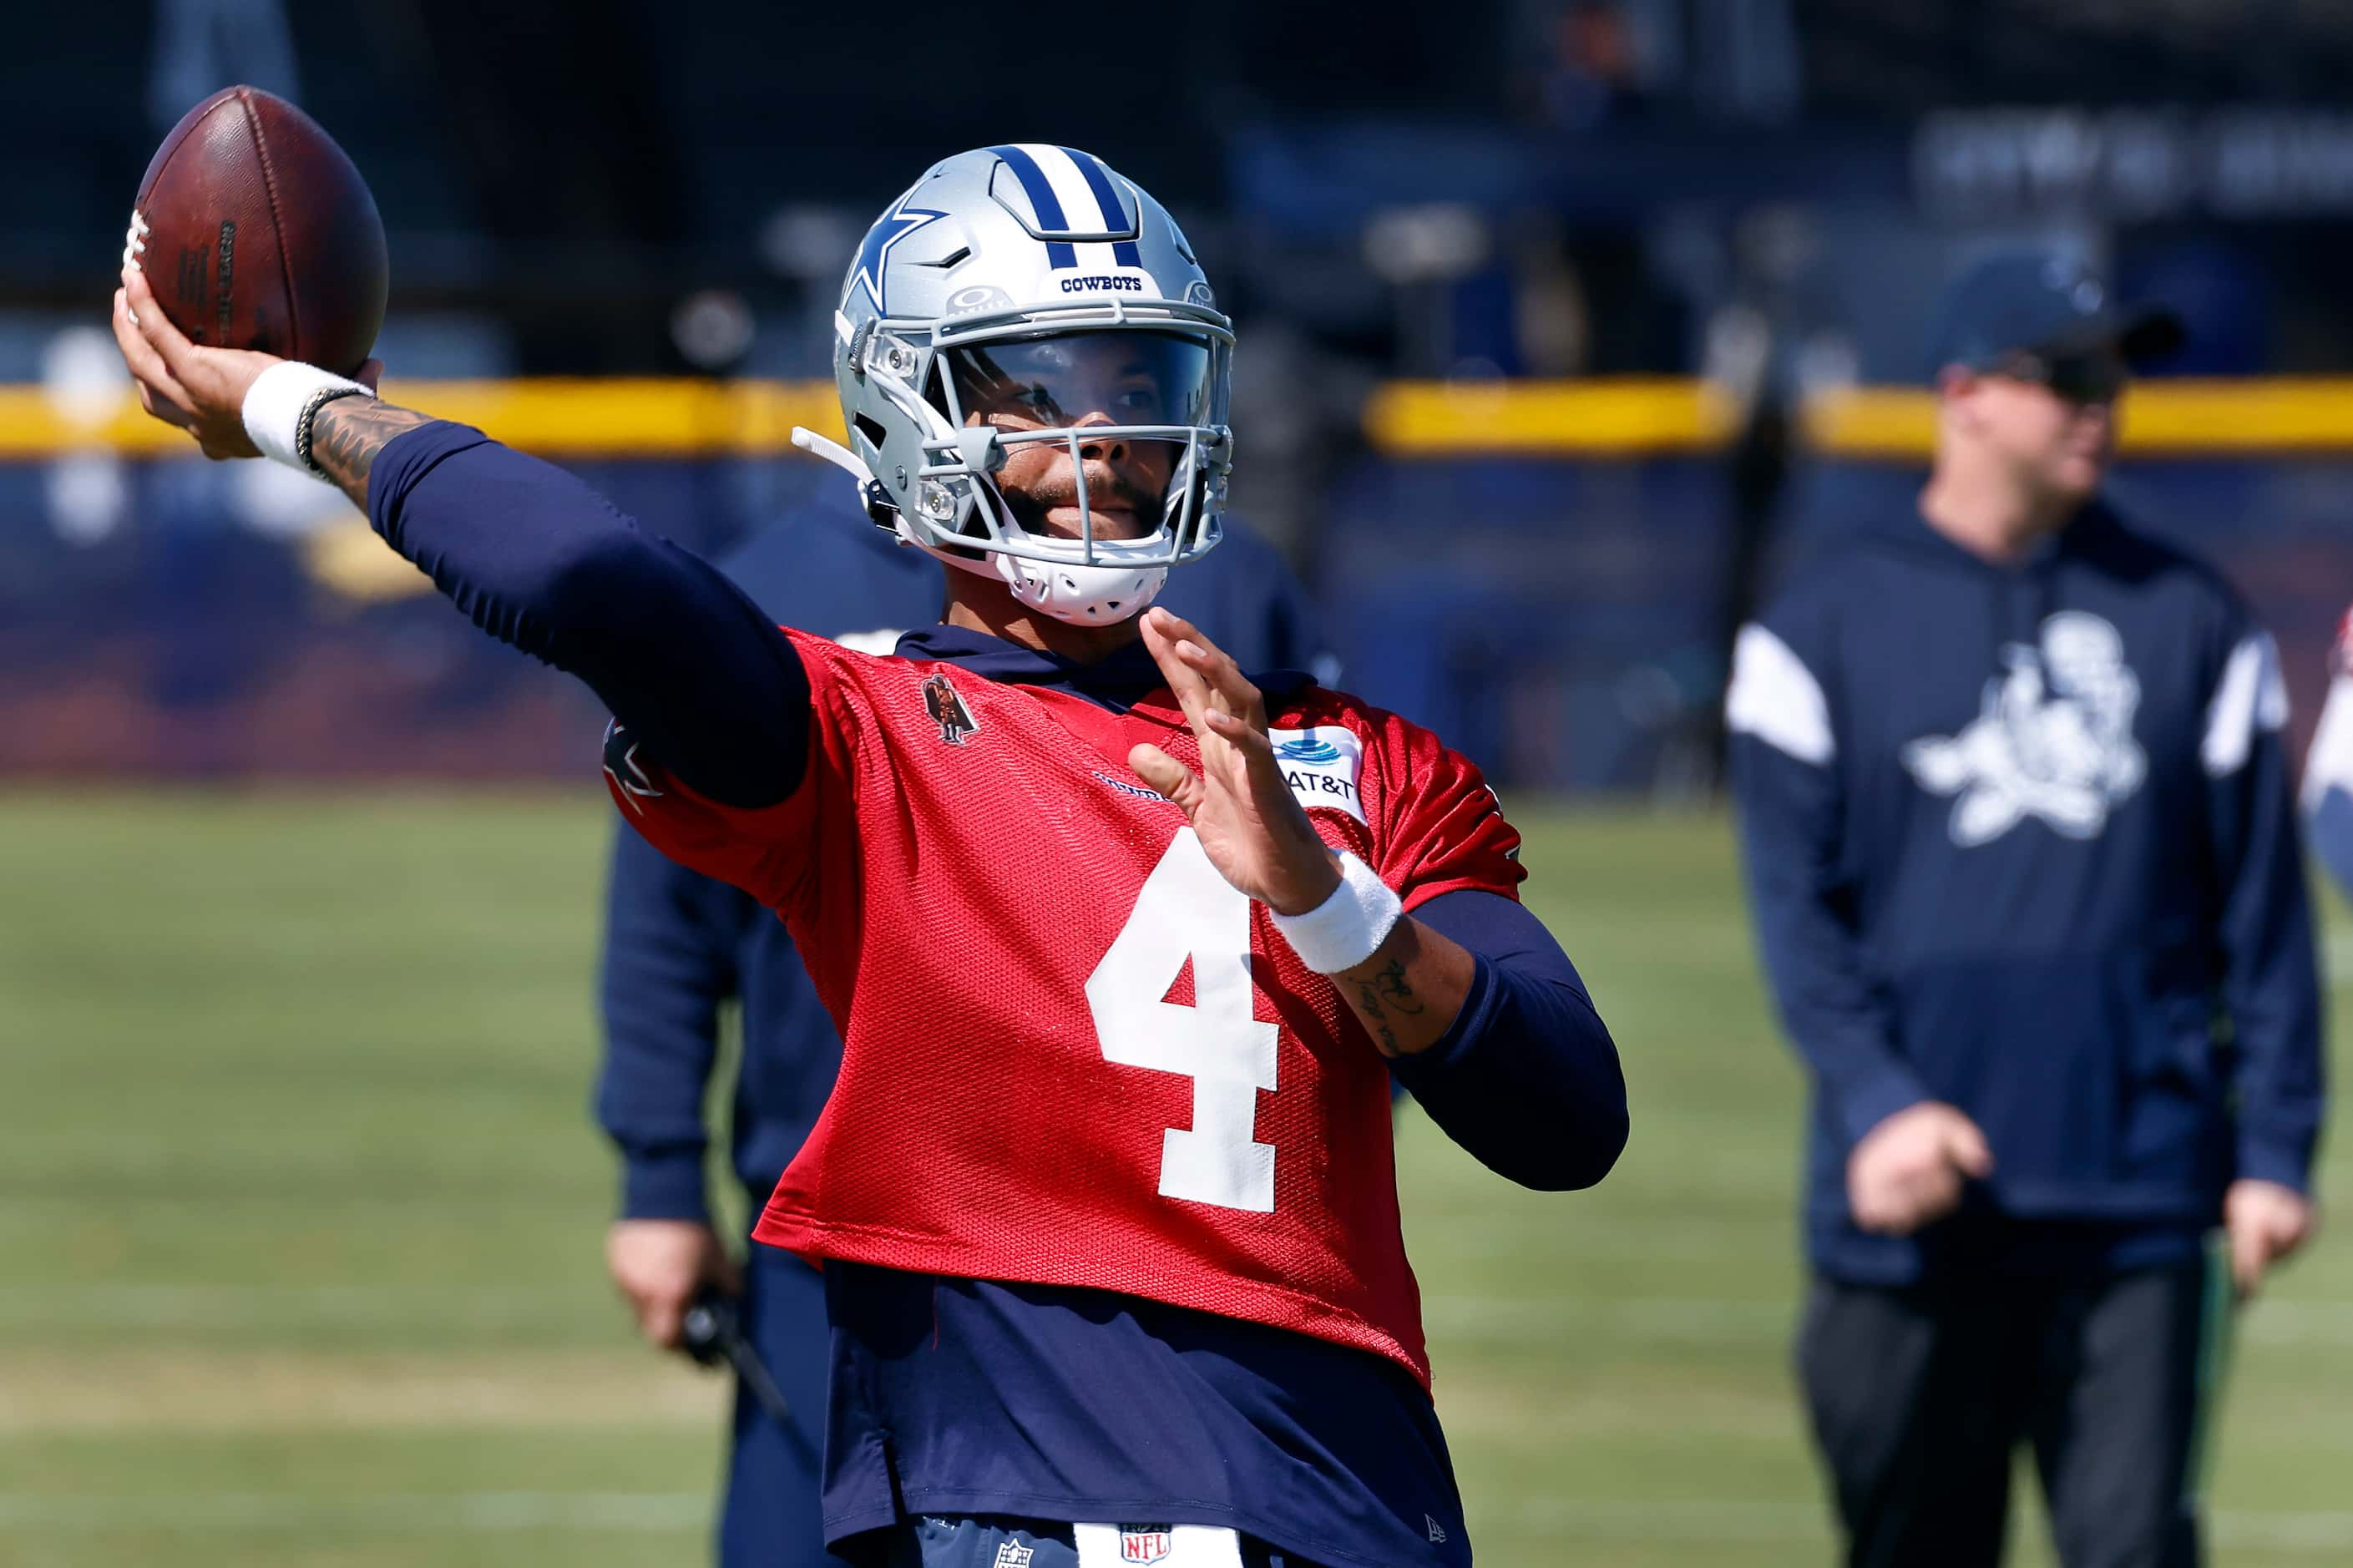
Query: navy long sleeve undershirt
xmin=367 ymin=420 xmax=1623 ymax=1191
xmin=1401 ymin=890 xmax=1627 ymax=1191
xmin=368 ymin=422 xmax=812 ymax=807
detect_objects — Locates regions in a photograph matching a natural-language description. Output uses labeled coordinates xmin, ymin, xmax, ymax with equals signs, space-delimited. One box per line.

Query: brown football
xmin=130 ymin=86 xmax=387 ymax=376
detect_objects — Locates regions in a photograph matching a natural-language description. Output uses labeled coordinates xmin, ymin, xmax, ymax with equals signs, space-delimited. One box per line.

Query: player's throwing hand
xmin=112 ymin=265 xmax=381 ymax=460
xmin=1130 ymin=607 xmax=1344 ymax=917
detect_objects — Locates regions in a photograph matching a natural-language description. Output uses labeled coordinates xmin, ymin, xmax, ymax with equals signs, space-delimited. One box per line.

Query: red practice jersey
xmin=610 ymin=630 xmax=1524 ymax=1385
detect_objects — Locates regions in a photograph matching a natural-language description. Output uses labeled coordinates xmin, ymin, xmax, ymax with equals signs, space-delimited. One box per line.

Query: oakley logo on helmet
xmin=947 ymin=284 xmax=1014 ymax=315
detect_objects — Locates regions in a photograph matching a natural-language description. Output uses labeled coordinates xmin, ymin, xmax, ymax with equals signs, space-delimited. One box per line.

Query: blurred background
xmin=3 ymin=2 xmax=2350 ymax=1565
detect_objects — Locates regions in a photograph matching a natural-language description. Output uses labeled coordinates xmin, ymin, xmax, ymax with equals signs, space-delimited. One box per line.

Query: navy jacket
xmin=595 ymin=495 xmax=1338 ymax=1220
xmin=1728 ymin=502 xmax=2325 ymax=1283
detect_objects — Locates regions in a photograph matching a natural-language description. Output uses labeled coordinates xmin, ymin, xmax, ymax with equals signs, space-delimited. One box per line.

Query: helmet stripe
xmin=988 ymin=144 xmax=1078 ymax=268
xmin=1060 ymin=147 xmax=1145 ymax=269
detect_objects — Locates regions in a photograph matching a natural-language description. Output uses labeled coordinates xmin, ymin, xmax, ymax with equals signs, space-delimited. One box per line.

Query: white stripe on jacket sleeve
xmin=2302 ymin=672 xmax=2353 ymax=809
xmin=2204 ymin=632 xmax=2289 ymax=778
xmin=1727 ymin=624 xmax=1835 ymax=766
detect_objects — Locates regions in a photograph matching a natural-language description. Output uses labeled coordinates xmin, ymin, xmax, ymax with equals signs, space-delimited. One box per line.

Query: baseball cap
xmin=1926 ymin=251 xmax=2185 ymax=381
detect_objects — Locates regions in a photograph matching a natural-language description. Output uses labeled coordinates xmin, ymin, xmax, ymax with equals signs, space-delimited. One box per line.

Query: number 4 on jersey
xmin=1085 ymin=828 xmax=1280 ymax=1212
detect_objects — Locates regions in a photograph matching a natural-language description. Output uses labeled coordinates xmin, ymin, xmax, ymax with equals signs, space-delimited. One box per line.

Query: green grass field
xmin=1 ymin=793 xmax=2346 ymax=1567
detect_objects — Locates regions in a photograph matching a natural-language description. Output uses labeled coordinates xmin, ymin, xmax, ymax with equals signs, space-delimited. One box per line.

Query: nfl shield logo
xmin=1119 ymin=1529 xmax=1173 ymax=1565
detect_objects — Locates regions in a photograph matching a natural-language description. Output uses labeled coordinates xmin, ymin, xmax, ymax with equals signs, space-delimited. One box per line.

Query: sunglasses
xmin=1991 ymin=350 xmax=2128 ymax=407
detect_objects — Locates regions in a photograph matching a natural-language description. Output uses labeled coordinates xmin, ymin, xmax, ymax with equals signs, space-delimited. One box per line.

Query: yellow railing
xmin=9 ymin=377 xmax=2353 ymax=460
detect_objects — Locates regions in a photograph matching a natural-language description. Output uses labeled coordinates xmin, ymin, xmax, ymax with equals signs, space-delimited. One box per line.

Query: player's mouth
xmin=1049 ymin=503 xmax=1143 ymax=539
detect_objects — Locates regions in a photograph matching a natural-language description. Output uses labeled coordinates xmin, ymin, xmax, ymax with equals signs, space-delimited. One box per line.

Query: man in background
xmin=1727 ymin=252 xmax=2324 ymax=1567
xmin=2299 ymin=615 xmax=2353 ymax=902
xmin=595 ymin=489 xmax=1332 ymax=1568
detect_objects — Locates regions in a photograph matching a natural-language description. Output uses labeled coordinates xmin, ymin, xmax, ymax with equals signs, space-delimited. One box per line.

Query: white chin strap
xmin=788 ymin=425 xmax=1172 ymax=627
xmin=918 ymin=532 xmax=1167 ymax=626
xmin=995 ymin=554 xmax=1169 ymax=626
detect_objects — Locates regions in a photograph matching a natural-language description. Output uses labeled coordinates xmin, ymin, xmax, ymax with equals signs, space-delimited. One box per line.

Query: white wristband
xmin=1271 ymin=852 xmax=1404 ymax=974
xmin=242 ymin=361 xmax=370 ymax=476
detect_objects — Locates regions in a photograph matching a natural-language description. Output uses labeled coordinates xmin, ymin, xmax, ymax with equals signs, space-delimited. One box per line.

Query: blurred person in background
xmin=2298 ymin=615 xmax=2353 ymax=903
xmin=1727 ymin=252 xmax=2325 ymax=1568
xmin=598 ymin=490 xmax=1332 ymax=1568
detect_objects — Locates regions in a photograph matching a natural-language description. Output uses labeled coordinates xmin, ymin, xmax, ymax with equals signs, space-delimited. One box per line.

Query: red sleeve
xmin=600 ymin=629 xmax=861 ymax=915
xmin=1370 ymin=716 xmax=1526 ymax=910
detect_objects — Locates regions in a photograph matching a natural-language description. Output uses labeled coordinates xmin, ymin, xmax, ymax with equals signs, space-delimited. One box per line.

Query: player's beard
xmin=999 ymin=466 xmax=1166 ymax=544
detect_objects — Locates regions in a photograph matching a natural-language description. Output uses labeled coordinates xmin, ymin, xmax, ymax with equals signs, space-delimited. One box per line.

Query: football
xmin=129 ymin=85 xmax=387 ymax=376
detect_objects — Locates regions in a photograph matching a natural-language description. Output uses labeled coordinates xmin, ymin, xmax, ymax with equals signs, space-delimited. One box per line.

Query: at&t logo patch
xmin=1268 ymin=726 xmax=1366 ymax=823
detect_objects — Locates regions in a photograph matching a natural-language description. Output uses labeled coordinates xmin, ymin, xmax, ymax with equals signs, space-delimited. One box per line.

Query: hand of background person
xmin=606 ymin=1219 xmax=741 ymax=1350
xmin=1846 ymin=1101 xmax=1994 ymax=1236
xmin=2225 ymin=1179 xmax=2316 ymax=1298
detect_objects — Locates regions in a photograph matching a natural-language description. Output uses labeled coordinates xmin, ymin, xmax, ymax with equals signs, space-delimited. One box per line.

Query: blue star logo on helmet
xmin=1274 ymin=736 xmax=1343 ymax=765
xmin=844 ymin=190 xmax=949 ymax=316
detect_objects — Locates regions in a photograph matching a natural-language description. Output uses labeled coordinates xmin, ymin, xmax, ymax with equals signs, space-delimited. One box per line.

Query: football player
xmin=599 ymin=490 xmax=1334 ymax=1568
xmin=114 ymin=144 xmax=1628 ymax=1568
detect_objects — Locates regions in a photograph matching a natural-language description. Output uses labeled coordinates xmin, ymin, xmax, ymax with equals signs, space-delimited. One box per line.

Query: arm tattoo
xmin=1353 ymin=978 xmax=1403 ymax=1055
xmin=1366 ymin=958 xmax=1424 ymax=1015
xmin=1346 ymin=955 xmax=1424 ymax=1058
xmin=312 ymin=398 xmax=438 ymax=511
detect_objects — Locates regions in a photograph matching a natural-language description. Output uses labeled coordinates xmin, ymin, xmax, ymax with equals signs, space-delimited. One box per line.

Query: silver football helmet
xmin=792 ymin=145 xmax=1233 ymax=625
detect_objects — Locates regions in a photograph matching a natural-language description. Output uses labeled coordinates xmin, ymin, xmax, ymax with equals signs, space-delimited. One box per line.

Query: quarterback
xmin=114 ymin=145 xmax=1628 ymax=1568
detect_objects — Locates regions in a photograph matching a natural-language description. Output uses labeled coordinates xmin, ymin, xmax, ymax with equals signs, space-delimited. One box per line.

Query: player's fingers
xmin=1154 ymin=609 xmax=1251 ymax=708
xmin=354 ymin=358 xmax=384 ymax=394
xmin=1147 ymin=605 xmax=1207 ymax=646
xmin=113 ymin=290 xmax=194 ymax=413
xmin=1176 ymin=637 xmax=1267 ymax=726
xmin=135 ymin=381 xmax=195 ymax=430
xmin=1128 ymin=742 xmax=1198 ymax=811
xmin=1202 ymin=708 xmax=1281 ymax=787
xmin=123 ymin=265 xmax=200 ymax=377
xmin=1202 ymin=706 xmax=1273 ymax=752
xmin=1140 ymin=612 xmax=1216 ymax=731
